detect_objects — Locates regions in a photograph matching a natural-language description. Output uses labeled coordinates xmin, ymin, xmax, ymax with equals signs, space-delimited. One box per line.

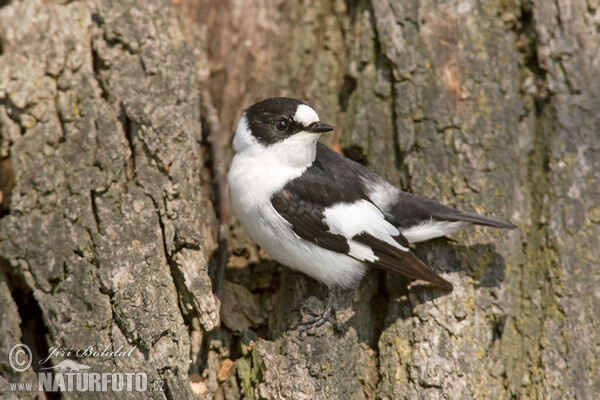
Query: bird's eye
xmin=275 ymin=119 xmax=288 ymax=131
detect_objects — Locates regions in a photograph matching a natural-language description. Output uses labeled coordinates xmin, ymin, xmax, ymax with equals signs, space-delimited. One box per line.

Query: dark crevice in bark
xmin=119 ymin=105 xmax=137 ymax=181
xmin=517 ymin=1 xmax=552 ymax=250
xmin=339 ymin=75 xmax=357 ymax=112
xmin=54 ymin=93 xmax=67 ymax=144
xmin=360 ymin=0 xmax=409 ymax=348
xmin=507 ymin=0 xmax=557 ymax=395
xmin=342 ymin=144 xmax=369 ymax=166
xmin=212 ymin=233 xmax=229 ymax=298
xmin=48 ymin=262 xmax=66 ymax=295
xmin=196 ymin=328 xmax=213 ymax=374
xmin=0 ymin=259 xmax=52 ymax=386
xmin=89 ymin=15 xmax=112 ymax=106
xmin=490 ymin=314 xmax=508 ymax=345
xmin=146 ymin=191 xmax=201 ymax=365
xmin=104 ymin=37 xmax=140 ymax=58
xmin=107 ymin=295 xmax=134 ymax=351
xmin=89 ymin=191 xmax=139 ymax=359
xmin=90 ymin=11 xmax=105 ymax=26
xmin=338 ymin=2 xmax=365 ymax=166
xmin=0 ymin=158 xmax=13 ymax=218
xmin=90 ymin=190 xmax=101 ymax=234
xmin=367 ymin=0 xmax=411 ymax=190
xmin=517 ymin=3 xmax=549 ymax=96
xmin=343 ymin=0 xmax=361 ymax=24
xmin=368 ymin=271 xmax=390 ymax=349
xmin=200 ymin=90 xmax=228 ymax=298
xmin=162 ymin=379 xmax=177 ymax=400
xmin=90 ymin=44 xmax=110 ymax=103
xmin=390 ymin=78 xmax=412 ymax=191
xmin=512 ymin=4 xmax=552 ymax=235
xmin=1 ymin=98 xmax=27 ymax=138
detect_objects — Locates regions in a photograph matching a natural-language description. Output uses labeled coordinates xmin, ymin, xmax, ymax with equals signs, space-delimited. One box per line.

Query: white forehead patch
xmin=293 ymin=104 xmax=320 ymax=127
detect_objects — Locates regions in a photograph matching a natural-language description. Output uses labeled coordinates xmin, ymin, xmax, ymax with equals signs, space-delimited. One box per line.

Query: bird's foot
xmin=289 ymin=305 xmax=343 ymax=333
xmin=289 ymin=288 xmax=344 ymax=333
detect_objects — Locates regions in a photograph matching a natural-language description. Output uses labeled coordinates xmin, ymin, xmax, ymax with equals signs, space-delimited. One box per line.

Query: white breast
xmin=229 ymin=115 xmax=318 ymax=207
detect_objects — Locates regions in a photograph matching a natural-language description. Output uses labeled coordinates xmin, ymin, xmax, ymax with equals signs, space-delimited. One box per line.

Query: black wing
xmin=271 ymin=189 xmax=349 ymax=254
xmin=354 ymin=233 xmax=453 ymax=290
xmin=271 ymin=145 xmax=453 ymax=290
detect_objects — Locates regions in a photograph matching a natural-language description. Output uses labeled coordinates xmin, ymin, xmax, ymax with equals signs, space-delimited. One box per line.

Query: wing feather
xmin=389 ymin=191 xmax=517 ymax=230
xmin=272 ymin=189 xmax=452 ymax=290
xmin=271 ymin=189 xmax=349 ymax=254
xmin=353 ymin=233 xmax=453 ymax=290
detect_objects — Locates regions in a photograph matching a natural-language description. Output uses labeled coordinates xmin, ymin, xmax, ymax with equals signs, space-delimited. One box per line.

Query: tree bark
xmin=1 ymin=0 xmax=598 ymax=399
xmin=0 ymin=1 xmax=219 ymax=398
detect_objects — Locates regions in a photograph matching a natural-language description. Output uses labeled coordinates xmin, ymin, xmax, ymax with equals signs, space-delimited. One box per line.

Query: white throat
xmin=233 ymin=114 xmax=320 ymax=169
xmin=229 ymin=115 xmax=321 ymax=207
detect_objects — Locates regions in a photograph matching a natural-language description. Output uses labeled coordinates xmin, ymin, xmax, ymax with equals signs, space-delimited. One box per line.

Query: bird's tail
xmin=391 ymin=192 xmax=516 ymax=230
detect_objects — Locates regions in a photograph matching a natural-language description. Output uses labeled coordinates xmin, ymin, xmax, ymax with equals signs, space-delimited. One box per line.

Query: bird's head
xmin=233 ymin=97 xmax=334 ymax=157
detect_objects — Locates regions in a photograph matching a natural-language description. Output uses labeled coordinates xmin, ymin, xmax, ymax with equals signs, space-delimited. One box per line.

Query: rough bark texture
xmin=1 ymin=0 xmax=598 ymax=399
xmin=0 ymin=0 xmax=218 ymax=398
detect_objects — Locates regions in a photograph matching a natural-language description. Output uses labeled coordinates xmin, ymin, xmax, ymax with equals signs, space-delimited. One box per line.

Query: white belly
xmin=233 ymin=198 xmax=366 ymax=288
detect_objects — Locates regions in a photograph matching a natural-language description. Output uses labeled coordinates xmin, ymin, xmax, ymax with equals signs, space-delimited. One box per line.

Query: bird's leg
xmin=289 ymin=286 xmax=344 ymax=333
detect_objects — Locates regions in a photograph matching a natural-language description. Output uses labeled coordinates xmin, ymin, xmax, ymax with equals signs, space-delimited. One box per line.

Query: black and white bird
xmin=228 ymin=97 xmax=515 ymax=330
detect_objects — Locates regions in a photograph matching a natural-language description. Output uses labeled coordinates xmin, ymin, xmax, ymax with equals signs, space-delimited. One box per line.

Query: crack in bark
xmin=0 ymin=158 xmax=13 ymax=218
xmin=338 ymin=75 xmax=358 ymax=112
xmin=120 ymin=109 xmax=200 ymax=354
xmin=90 ymin=42 xmax=110 ymax=103
xmin=503 ymin=1 xmax=559 ymax=395
xmin=91 ymin=14 xmax=208 ymax=390
xmin=86 ymin=192 xmax=137 ymax=373
xmin=119 ymin=105 xmax=137 ymax=182
xmin=0 ymin=257 xmax=51 ymax=377
xmin=90 ymin=189 xmax=101 ymax=235
xmin=200 ymin=90 xmax=228 ymax=299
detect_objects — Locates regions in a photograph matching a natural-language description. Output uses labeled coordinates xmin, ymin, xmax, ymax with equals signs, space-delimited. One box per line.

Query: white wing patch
xmin=401 ymin=220 xmax=467 ymax=243
xmin=363 ymin=178 xmax=401 ymax=213
xmin=323 ymin=200 xmax=409 ymax=253
xmin=348 ymin=239 xmax=379 ymax=262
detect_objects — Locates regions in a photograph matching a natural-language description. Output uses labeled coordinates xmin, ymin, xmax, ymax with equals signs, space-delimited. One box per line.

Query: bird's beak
xmin=308 ymin=122 xmax=334 ymax=133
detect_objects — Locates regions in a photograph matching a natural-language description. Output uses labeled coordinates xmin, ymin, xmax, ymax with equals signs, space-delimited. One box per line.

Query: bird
xmin=228 ymin=97 xmax=516 ymax=331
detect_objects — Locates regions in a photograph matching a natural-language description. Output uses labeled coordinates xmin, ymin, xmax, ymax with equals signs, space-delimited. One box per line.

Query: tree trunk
xmin=1 ymin=0 xmax=598 ymax=399
xmin=0 ymin=1 xmax=219 ymax=398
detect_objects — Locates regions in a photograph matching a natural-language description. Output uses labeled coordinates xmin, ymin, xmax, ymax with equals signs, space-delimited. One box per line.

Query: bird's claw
xmin=289 ymin=309 xmax=343 ymax=332
xmin=289 ymin=290 xmax=344 ymax=333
